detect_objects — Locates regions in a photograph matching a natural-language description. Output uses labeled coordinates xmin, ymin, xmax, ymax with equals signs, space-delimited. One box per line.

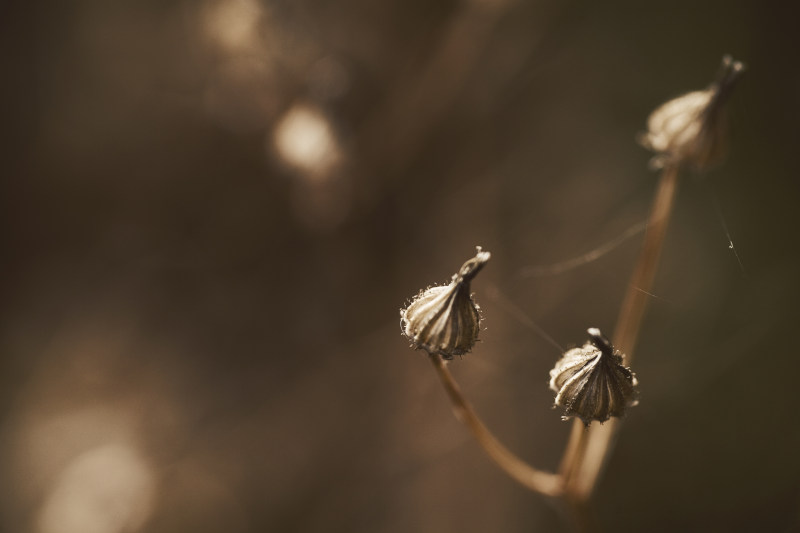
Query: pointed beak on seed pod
xmin=639 ymin=55 xmax=745 ymax=172
xmin=549 ymin=328 xmax=638 ymax=426
xmin=400 ymin=247 xmax=490 ymax=359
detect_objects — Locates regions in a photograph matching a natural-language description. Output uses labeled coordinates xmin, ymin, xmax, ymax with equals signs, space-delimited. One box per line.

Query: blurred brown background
xmin=2 ymin=0 xmax=799 ymax=532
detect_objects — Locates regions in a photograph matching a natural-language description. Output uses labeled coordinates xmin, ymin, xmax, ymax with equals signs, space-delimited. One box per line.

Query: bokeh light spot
xmin=273 ymin=104 xmax=341 ymax=177
xmin=37 ymin=444 xmax=156 ymax=533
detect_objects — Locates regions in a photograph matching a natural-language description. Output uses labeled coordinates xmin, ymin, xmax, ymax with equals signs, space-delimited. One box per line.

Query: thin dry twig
xmin=516 ymin=221 xmax=647 ymax=278
xmin=429 ymin=354 xmax=565 ymax=498
xmin=562 ymin=164 xmax=681 ymax=500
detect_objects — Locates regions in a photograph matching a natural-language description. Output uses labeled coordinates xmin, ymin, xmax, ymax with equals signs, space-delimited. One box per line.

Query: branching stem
xmin=430 ymin=355 xmax=564 ymax=498
xmin=561 ymin=163 xmax=681 ymax=500
xmin=427 ymin=163 xmax=681 ymax=524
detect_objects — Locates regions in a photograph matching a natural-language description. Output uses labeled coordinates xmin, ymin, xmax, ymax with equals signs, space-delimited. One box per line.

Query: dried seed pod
xmin=400 ymin=247 xmax=490 ymax=359
xmin=549 ymin=328 xmax=638 ymax=426
xmin=639 ymin=55 xmax=745 ymax=171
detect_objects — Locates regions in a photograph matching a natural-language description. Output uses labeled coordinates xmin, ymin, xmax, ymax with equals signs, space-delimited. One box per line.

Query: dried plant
xmin=398 ymin=55 xmax=744 ymax=530
xmin=639 ymin=55 xmax=745 ymax=171
xmin=401 ymin=248 xmax=490 ymax=359
xmin=549 ymin=328 xmax=638 ymax=426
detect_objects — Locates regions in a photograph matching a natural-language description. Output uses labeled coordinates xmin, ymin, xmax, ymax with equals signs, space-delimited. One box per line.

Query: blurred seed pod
xmin=549 ymin=328 xmax=638 ymax=425
xmin=400 ymin=248 xmax=490 ymax=359
xmin=639 ymin=55 xmax=745 ymax=171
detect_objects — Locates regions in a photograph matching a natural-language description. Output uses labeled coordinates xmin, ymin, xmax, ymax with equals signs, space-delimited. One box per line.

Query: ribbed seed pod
xmin=400 ymin=248 xmax=490 ymax=359
xmin=549 ymin=328 xmax=638 ymax=426
xmin=639 ymin=55 xmax=744 ymax=171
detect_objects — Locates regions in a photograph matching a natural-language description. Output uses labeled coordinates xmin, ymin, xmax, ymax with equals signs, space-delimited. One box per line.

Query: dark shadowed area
xmin=2 ymin=1 xmax=799 ymax=532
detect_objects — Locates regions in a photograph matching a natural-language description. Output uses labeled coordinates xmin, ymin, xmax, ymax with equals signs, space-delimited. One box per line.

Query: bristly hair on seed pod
xmin=549 ymin=328 xmax=638 ymax=426
xmin=638 ymin=55 xmax=745 ymax=172
xmin=400 ymin=247 xmax=490 ymax=360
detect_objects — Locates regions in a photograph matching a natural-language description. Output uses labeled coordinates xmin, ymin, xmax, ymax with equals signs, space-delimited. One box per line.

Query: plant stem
xmin=613 ymin=163 xmax=680 ymax=362
xmin=427 ymin=162 xmax=681 ymax=512
xmin=558 ymin=416 xmax=588 ymax=480
xmin=561 ymin=164 xmax=681 ymax=500
xmin=430 ymin=354 xmax=565 ymax=498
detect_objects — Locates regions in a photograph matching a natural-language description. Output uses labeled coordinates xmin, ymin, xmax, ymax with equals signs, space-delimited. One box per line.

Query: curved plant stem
xmin=430 ymin=355 xmax=565 ymax=498
xmin=561 ymin=164 xmax=681 ymax=501
xmin=425 ymin=162 xmax=681 ymax=517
